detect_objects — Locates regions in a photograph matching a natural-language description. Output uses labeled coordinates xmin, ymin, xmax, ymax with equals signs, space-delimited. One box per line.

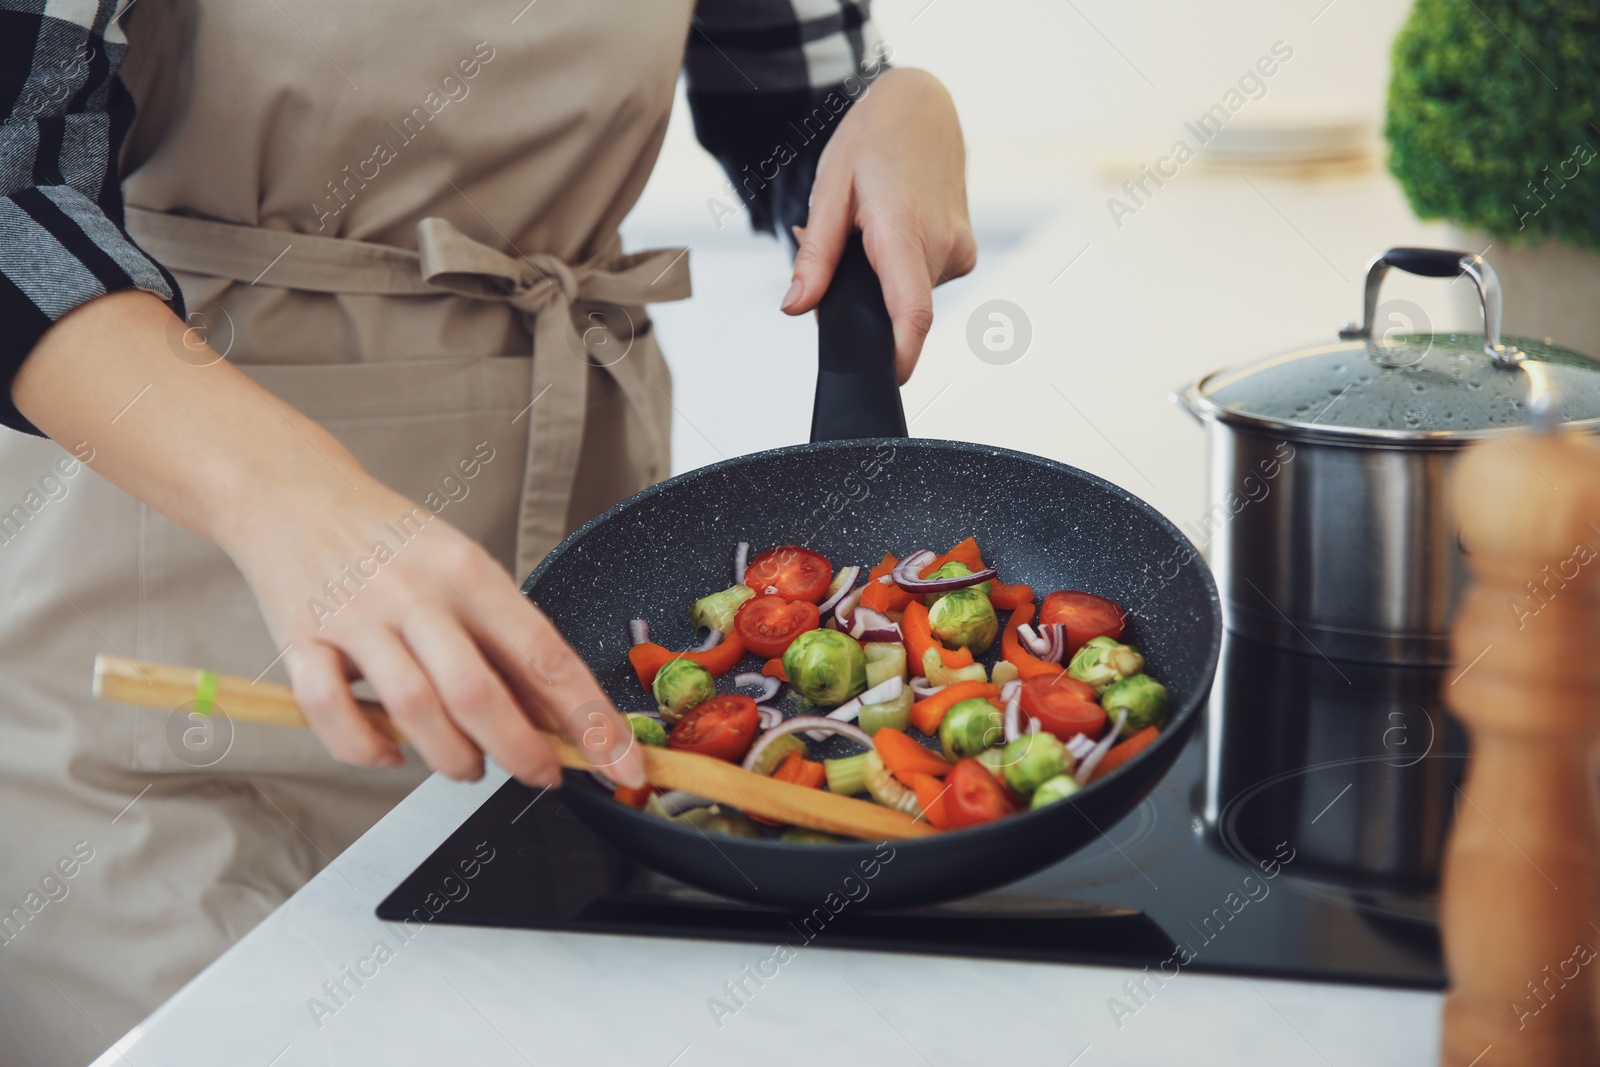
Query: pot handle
xmin=1338 ymin=247 xmax=1524 ymax=367
xmin=810 ymin=233 xmax=909 ymax=442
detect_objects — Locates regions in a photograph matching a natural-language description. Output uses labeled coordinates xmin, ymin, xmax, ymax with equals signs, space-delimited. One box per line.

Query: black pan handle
xmin=810 ymin=233 xmax=908 ymax=442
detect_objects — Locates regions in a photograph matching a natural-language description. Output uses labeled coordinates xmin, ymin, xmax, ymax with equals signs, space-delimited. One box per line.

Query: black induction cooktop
xmin=378 ymin=634 xmax=1465 ymax=989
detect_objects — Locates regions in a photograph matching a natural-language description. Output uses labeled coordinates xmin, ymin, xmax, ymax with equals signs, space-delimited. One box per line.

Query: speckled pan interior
xmin=521 ymin=438 xmax=1222 ymax=907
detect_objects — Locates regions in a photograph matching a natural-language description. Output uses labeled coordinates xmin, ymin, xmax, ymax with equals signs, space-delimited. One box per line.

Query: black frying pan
xmin=522 ymin=235 xmax=1221 ymax=909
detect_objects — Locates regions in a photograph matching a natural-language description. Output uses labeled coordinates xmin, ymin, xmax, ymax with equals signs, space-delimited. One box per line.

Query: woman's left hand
xmin=783 ymin=67 xmax=976 ymax=384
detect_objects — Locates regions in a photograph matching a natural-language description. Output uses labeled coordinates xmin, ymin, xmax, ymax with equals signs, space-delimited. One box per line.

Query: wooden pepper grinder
xmin=1442 ymin=428 xmax=1600 ymax=1066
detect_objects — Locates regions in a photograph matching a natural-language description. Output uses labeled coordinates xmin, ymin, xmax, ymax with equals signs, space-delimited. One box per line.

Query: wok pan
xmin=522 ymin=235 xmax=1222 ymax=909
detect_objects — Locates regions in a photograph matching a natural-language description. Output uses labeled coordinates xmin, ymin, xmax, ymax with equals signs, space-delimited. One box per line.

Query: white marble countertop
xmin=100 ymin=162 xmax=1458 ymax=1067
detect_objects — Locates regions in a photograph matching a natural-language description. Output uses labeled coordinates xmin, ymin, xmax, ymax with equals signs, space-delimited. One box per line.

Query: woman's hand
xmin=224 ymin=472 xmax=647 ymax=789
xmin=18 ymin=290 xmax=645 ymax=790
xmin=783 ymin=67 xmax=977 ymax=383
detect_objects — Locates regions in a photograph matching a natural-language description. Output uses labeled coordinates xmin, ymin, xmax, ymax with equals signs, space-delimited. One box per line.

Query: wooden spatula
xmin=92 ymin=655 xmax=935 ymax=841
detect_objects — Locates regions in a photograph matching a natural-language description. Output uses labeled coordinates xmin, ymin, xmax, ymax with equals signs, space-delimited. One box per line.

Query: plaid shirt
xmin=0 ymin=0 xmax=884 ymax=434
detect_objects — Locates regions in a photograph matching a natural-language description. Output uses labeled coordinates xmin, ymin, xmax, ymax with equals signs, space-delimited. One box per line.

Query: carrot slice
xmin=627 ymin=631 xmax=749 ymax=690
xmin=868 ymin=552 xmax=898 ymax=582
xmin=613 ymin=784 xmax=655 ymax=809
xmin=901 ymin=599 xmax=977 ymax=678
xmin=860 ymin=579 xmax=914 ymax=614
xmin=921 ymin=536 xmax=986 ymax=576
xmin=1000 ymin=602 xmax=1065 ymax=681
xmin=874 ymin=726 xmax=954 ymax=779
xmin=909 ymin=679 xmax=1000 ymax=736
xmin=1088 ymin=726 xmax=1160 ymax=782
xmin=902 ymin=771 xmax=953 ymax=830
xmin=989 ymin=580 xmax=1033 ymax=611
xmin=772 ymin=751 xmax=828 ymax=789
xmin=762 ymin=657 xmax=789 ymax=681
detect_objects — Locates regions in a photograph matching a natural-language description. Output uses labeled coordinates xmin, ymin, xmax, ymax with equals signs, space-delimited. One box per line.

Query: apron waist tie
xmin=124 ymin=207 xmax=691 ymax=578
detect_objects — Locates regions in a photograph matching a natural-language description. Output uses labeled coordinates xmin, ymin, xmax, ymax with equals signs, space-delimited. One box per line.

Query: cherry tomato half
xmin=743 ymin=545 xmax=833 ymax=603
xmin=667 ymin=693 xmax=760 ymax=762
xmin=1020 ymin=674 xmax=1108 ymax=742
xmin=734 ymin=595 xmax=821 ymax=659
xmin=944 ymin=758 xmax=1016 ymax=828
xmin=1040 ymin=590 xmax=1126 ymax=654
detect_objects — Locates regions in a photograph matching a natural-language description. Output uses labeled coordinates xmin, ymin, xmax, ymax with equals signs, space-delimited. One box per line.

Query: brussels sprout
xmin=999 ymin=732 xmax=1073 ymax=797
xmin=922 ymin=647 xmax=989 ymax=687
xmin=689 ymin=583 xmax=756 ymax=634
xmin=1101 ymin=674 xmax=1169 ymax=737
xmin=864 ymin=642 xmax=908 ymax=689
xmin=1031 ymin=774 xmax=1081 ymax=810
xmin=921 ymin=561 xmax=992 ymax=605
xmin=940 ymin=698 xmax=1004 ymax=761
xmin=652 ymin=658 xmax=716 ymax=724
xmin=1068 ymin=636 xmax=1146 ymax=693
xmin=626 ymin=712 xmax=667 ymax=747
xmin=858 ymin=687 xmax=913 ymax=735
xmin=783 ymin=629 xmax=867 ymax=706
xmin=927 ymin=588 xmax=999 ymax=655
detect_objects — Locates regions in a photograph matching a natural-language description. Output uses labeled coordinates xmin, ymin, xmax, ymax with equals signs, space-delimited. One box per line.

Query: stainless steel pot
xmin=1182 ymin=248 xmax=1600 ymax=665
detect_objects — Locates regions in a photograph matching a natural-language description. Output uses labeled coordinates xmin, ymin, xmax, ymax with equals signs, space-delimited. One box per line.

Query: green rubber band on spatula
xmin=194 ymin=670 xmax=218 ymax=716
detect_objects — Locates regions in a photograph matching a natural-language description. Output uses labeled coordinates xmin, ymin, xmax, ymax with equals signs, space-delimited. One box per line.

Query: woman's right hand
xmin=17 ymin=290 xmax=644 ymax=790
xmin=222 ymin=469 xmax=647 ymax=789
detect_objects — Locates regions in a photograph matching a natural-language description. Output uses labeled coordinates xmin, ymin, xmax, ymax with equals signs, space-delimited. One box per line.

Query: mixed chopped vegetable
xmin=614 ymin=538 xmax=1171 ymax=840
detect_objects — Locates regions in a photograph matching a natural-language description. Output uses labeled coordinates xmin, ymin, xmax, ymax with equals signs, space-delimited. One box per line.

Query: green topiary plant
xmin=1386 ymin=0 xmax=1600 ymax=251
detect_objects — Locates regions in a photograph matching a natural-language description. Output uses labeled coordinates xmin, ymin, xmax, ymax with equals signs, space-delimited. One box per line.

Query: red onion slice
xmin=629 ymin=618 xmax=650 ymax=646
xmin=818 ymin=566 xmax=862 ymax=616
xmin=805 ymin=676 xmax=905 ymax=739
xmin=742 ymin=716 xmax=872 ymax=771
xmin=756 ymin=705 xmax=784 ymax=730
xmin=733 ymin=541 xmax=750 ymax=585
xmin=910 ymin=679 xmax=946 ymax=698
xmin=733 ymin=671 xmax=783 ymax=703
xmin=833 ymin=583 xmax=868 ymax=631
xmin=999 ymin=679 xmax=1022 ymax=703
xmin=1027 ymin=716 xmax=1042 ymax=734
xmin=848 ymin=606 xmax=900 ymax=643
xmin=891 ymin=548 xmax=997 ymax=594
xmin=1018 ymin=623 xmax=1068 ymax=662
xmin=1002 ymin=685 xmax=1024 ymax=743
xmin=1074 ymin=709 xmax=1128 ymax=782
xmin=1065 ymin=733 xmax=1096 ymax=760
xmin=692 ymin=629 xmax=724 ymax=653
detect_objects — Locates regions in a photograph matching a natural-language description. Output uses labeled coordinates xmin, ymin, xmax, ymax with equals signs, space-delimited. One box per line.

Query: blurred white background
xmin=622 ymin=0 xmax=1467 ymax=530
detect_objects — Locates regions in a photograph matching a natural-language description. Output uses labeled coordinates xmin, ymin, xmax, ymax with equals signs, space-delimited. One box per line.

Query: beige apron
xmin=0 ymin=2 xmax=690 ymax=1062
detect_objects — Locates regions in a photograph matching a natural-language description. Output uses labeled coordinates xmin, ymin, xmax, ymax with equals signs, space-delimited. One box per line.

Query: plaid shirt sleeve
xmin=0 ymin=0 xmax=182 ymax=436
xmin=684 ymin=0 xmax=890 ymax=237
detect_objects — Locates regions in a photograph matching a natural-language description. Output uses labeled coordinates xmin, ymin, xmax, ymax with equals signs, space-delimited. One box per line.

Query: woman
xmin=0 ymin=0 xmax=973 ymax=1061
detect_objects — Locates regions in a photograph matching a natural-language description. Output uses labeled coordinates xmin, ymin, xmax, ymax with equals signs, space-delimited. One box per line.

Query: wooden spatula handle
xmin=1443 ymin=431 xmax=1600 ymax=1066
xmin=91 ymin=655 xmax=934 ymax=841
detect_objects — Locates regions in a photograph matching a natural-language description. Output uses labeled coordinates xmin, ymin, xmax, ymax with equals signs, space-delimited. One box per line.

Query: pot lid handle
xmin=1338 ymin=247 xmax=1524 ymax=367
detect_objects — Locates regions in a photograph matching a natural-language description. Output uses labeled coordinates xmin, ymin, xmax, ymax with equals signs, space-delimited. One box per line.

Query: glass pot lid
xmin=1187 ymin=248 xmax=1600 ymax=443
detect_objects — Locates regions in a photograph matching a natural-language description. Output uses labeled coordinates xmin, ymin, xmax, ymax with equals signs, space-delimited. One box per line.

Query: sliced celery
xmin=864 ymin=642 xmax=907 ymax=689
xmin=824 ymin=751 xmax=872 ymax=795
xmin=748 ymin=732 xmax=808 ymax=776
xmin=858 ymin=688 xmax=913 ymax=735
